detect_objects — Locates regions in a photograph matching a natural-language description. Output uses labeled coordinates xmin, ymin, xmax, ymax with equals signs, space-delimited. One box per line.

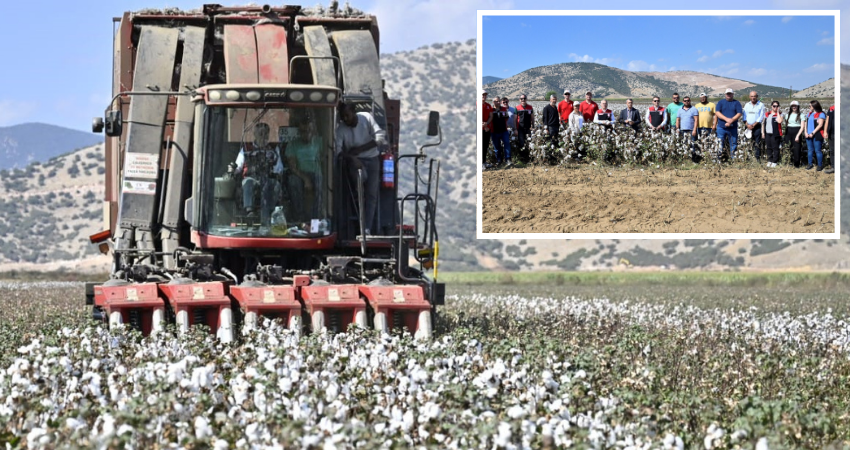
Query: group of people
xmin=481 ymin=88 xmax=835 ymax=172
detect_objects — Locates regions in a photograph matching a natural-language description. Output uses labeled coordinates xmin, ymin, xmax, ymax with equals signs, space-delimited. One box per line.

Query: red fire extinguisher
xmin=381 ymin=152 xmax=394 ymax=189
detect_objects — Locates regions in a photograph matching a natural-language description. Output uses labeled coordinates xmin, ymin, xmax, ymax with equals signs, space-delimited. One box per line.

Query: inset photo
xmin=477 ymin=11 xmax=839 ymax=238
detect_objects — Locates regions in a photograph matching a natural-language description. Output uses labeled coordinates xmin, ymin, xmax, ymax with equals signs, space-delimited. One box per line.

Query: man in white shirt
xmin=335 ymin=102 xmax=387 ymax=235
xmin=230 ymin=122 xmax=284 ymax=225
xmin=743 ymin=91 xmax=766 ymax=162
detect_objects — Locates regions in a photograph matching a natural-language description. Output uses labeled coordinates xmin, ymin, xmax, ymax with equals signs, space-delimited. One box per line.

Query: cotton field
xmin=1 ymin=282 xmax=849 ymax=449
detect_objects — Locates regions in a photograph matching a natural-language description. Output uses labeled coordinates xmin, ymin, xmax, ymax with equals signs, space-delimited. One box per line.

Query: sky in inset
xmin=482 ymin=14 xmax=836 ymax=91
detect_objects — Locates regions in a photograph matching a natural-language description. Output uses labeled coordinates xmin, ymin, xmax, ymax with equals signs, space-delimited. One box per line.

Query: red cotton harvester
xmin=85 ymin=4 xmax=444 ymax=342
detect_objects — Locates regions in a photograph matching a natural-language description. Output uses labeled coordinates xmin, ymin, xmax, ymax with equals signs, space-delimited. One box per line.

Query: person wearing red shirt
xmin=481 ymin=90 xmax=493 ymax=167
xmin=557 ymin=90 xmax=574 ymax=127
xmin=579 ymin=91 xmax=598 ymax=123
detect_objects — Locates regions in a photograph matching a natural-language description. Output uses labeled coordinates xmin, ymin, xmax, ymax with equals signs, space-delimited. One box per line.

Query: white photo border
xmin=476 ymin=9 xmax=840 ymax=240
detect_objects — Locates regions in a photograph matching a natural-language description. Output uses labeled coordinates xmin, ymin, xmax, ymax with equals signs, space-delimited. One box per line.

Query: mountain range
xmin=483 ymin=62 xmax=831 ymax=101
xmin=0 ymin=42 xmax=847 ymax=274
xmin=0 ymin=123 xmax=102 ymax=170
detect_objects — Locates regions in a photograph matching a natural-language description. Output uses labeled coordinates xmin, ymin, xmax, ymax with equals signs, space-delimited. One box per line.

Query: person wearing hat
xmin=618 ymin=98 xmax=642 ymax=134
xmin=743 ymin=91 xmax=766 ymax=162
xmin=579 ymin=91 xmax=598 ymax=123
xmin=783 ymin=101 xmax=804 ymax=168
xmin=568 ymin=100 xmax=584 ymax=135
xmin=558 ymin=90 xmax=574 ymax=128
xmin=481 ymin=90 xmax=493 ymax=167
xmin=695 ymin=93 xmax=717 ymax=137
xmin=714 ymin=88 xmax=743 ymax=159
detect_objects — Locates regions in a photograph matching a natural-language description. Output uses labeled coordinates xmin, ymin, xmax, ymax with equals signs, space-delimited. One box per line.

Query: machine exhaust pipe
xmin=261 ymin=4 xmax=272 ymax=13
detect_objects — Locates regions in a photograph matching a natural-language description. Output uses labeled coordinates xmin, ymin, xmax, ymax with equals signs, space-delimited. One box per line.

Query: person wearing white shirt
xmin=568 ymin=101 xmax=584 ymax=134
xmin=335 ymin=102 xmax=387 ymax=235
xmin=593 ymin=99 xmax=615 ymax=129
xmin=743 ymin=91 xmax=766 ymax=162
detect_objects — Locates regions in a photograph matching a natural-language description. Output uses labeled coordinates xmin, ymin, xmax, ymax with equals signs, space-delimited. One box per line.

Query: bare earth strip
xmin=482 ymin=166 xmax=834 ymax=233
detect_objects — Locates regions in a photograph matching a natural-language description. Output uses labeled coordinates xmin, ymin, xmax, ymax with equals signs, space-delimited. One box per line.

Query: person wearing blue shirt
xmin=743 ymin=91 xmax=766 ymax=162
xmin=804 ymin=100 xmax=827 ymax=171
xmin=675 ymin=96 xmax=700 ymax=162
xmin=714 ymin=89 xmax=743 ymax=160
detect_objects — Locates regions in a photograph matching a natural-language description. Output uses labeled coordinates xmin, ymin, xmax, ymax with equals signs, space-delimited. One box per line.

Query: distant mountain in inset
xmin=794 ymin=78 xmax=835 ymax=98
xmin=0 ymin=123 xmax=103 ymax=170
xmin=483 ymin=62 xmax=790 ymax=100
xmin=482 ymin=76 xmax=502 ymax=85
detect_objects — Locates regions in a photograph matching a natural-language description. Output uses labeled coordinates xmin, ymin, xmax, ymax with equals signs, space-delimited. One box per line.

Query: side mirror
xmin=105 ymin=110 xmax=123 ymax=137
xmin=92 ymin=117 xmax=104 ymax=133
xmin=427 ymin=111 xmax=439 ymax=136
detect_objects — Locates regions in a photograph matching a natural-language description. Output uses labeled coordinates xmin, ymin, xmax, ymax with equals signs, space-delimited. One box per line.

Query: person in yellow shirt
xmin=695 ymin=92 xmax=717 ymax=136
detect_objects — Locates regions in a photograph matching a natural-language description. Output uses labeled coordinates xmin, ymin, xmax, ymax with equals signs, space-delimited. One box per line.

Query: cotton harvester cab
xmin=85 ymin=4 xmax=444 ymax=341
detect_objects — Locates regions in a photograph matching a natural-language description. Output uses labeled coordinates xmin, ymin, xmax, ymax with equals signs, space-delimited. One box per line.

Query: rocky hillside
xmin=0 ymin=44 xmax=847 ymax=274
xmin=794 ymin=78 xmax=835 ymax=98
xmin=485 ymin=63 xmax=791 ymax=100
xmin=0 ymin=123 xmax=102 ymax=170
xmin=482 ymin=76 xmax=502 ymax=85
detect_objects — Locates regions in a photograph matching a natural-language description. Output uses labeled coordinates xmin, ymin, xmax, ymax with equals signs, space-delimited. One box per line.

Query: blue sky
xmin=0 ymin=1 xmax=845 ymax=132
xmin=483 ymin=14 xmax=836 ymax=90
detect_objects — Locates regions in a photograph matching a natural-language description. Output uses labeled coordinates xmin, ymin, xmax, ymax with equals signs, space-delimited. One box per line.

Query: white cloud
xmin=743 ymin=20 xmax=755 ymax=26
xmin=0 ymin=100 xmax=38 ymax=126
xmin=702 ymin=63 xmax=740 ymax=77
xmin=804 ymin=63 xmax=833 ymax=73
xmin=627 ymin=60 xmax=661 ymax=71
xmin=725 ymin=68 xmax=739 ymax=75
xmin=749 ymin=68 xmax=767 ymax=76
xmin=568 ymin=53 xmax=616 ymax=66
xmin=696 ymin=50 xmax=702 ymax=54
xmin=697 ymin=55 xmax=710 ymax=63
xmin=712 ymin=49 xmax=734 ymax=58
xmin=368 ymin=0 xmax=515 ymax=53
xmin=782 ymin=16 xmax=793 ymax=23
xmin=823 ymin=30 xmax=829 ymax=36
xmin=818 ymin=37 xmax=834 ymax=46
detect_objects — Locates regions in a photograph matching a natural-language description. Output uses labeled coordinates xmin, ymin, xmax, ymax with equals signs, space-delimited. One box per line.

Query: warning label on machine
xmin=123 ymin=180 xmax=158 ymax=195
xmin=125 ymin=153 xmax=159 ymax=179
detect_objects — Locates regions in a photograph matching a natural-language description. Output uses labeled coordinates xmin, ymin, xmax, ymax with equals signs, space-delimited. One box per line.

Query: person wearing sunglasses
xmin=675 ymin=97 xmax=700 ymax=161
xmin=515 ymin=94 xmax=534 ymax=163
xmin=645 ymin=96 xmax=667 ymax=132
xmin=714 ymin=88 xmax=743 ymax=159
xmin=783 ymin=101 xmax=804 ymax=168
xmin=762 ymin=102 xmax=783 ymax=168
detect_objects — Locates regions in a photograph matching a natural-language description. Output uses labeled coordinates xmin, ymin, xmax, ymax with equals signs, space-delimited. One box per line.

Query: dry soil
xmin=481 ymin=165 xmax=835 ymax=234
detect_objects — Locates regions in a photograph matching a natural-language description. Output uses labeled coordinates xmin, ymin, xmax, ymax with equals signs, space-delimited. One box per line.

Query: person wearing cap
xmin=666 ymin=93 xmax=684 ymax=134
xmin=558 ymin=90 xmax=574 ymax=128
xmin=743 ymin=91 xmax=766 ymax=162
xmin=490 ymin=96 xmax=511 ymax=166
xmin=714 ymin=88 xmax=743 ymax=159
xmin=803 ymin=100 xmax=826 ymax=171
xmin=824 ymin=104 xmax=835 ymax=173
xmin=568 ymin=100 xmax=584 ymax=134
xmin=675 ymin=96 xmax=700 ymax=161
xmin=541 ymin=94 xmax=560 ymax=146
xmin=783 ymin=101 xmax=804 ymax=167
xmin=481 ymin=90 xmax=493 ymax=167
xmin=645 ymin=96 xmax=667 ymax=132
xmin=695 ymin=93 xmax=717 ymax=136
xmin=515 ymin=94 xmax=534 ymax=163
xmin=761 ymin=101 xmax=783 ymax=168
xmin=579 ymin=91 xmax=598 ymax=123
xmin=618 ymin=98 xmax=642 ymax=134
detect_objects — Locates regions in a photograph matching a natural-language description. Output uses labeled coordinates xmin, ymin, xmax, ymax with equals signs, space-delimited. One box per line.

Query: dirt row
xmin=481 ymin=165 xmax=835 ymax=233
